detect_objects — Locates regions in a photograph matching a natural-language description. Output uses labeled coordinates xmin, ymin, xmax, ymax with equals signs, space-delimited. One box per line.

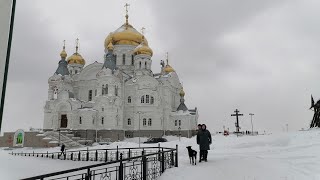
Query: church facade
xmin=43 ymin=13 xmax=198 ymax=141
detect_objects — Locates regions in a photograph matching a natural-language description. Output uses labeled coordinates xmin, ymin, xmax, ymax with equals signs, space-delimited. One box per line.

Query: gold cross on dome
xmin=166 ymin=52 xmax=169 ymax=64
xmin=75 ymin=38 xmax=79 ymax=53
xmin=141 ymin=27 xmax=146 ymax=35
xmin=63 ymin=40 xmax=66 ymax=49
xmin=124 ymin=3 xmax=130 ymax=16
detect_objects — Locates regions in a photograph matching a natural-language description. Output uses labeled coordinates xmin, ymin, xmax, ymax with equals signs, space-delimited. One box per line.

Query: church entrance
xmin=60 ymin=114 xmax=68 ymax=128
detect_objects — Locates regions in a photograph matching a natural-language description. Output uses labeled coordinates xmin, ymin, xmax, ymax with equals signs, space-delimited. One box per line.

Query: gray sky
xmin=2 ymin=0 xmax=320 ymax=133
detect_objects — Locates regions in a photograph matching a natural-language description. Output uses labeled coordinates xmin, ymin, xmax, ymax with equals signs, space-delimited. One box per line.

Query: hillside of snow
xmin=1 ymin=130 xmax=320 ymax=180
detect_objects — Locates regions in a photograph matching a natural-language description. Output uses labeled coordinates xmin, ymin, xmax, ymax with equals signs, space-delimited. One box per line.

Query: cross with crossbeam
xmin=231 ymin=109 xmax=243 ymax=134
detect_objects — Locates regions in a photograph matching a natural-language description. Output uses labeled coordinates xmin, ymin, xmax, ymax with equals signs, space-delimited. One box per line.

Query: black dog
xmin=186 ymin=146 xmax=197 ymax=165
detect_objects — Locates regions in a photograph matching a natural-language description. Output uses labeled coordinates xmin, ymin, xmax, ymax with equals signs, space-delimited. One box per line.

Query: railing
xmin=11 ymin=146 xmax=169 ymax=162
xmin=20 ymin=145 xmax=178 ymax=180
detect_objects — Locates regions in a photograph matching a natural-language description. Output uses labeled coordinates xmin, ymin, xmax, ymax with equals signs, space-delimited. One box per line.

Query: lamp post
xmin=249 ymin=113 xmax=254 ymax=135
xmin=138 ymin=111 xmax=141 ymax=148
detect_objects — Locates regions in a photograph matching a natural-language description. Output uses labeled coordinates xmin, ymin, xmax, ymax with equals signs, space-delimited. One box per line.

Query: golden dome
xmin=60 ymin=49 xmax=67 ymax=59
xmin=67 ymin=53 xmax=85 ymax=65
xmin=104 ymin=23 xmax=148 ymax=48
xmin=133 ymin=36 xmax=153 ymax=56
xmin=179 ymin=88 xmax=185 ymax=97
xmin=164 ymin=64 xmax=175 ymax=73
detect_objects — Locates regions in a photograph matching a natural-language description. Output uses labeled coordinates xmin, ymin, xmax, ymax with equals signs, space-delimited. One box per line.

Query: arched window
xmin=139 ymin=61 xmax=142 ymax=69
xmin=95 ymin=89 xmax=97 ymax=96
xmin=148 ymin=118 xmax=152 ymax=126
xmin=128 ymin=96 xmax=131 ymax=103
xmin=175 ymin=120 xmax=178 ymax=126
xmin=145 ymin=62 xmax=147 ymax=68
xmin=122 ymin=54 xmax=126 ymax=65
xmin=146 ymin=95 xmax=150 ymax=103
xmin=79 ymin=117 xmax=82 ymax=124
xmin=88 ymin=90 xmax=93 ymax=101
xmin=101 ymin=117 xmax=104 ymax=125
xmin=141 ymin=95 xmax=145 ymax=103
xmin=179 ymin=120 xmax=181 ymax=126
xmin=128 ymin=118 xmax=131 ymax=125
xmin=150 ymin=96 xmax=154 ymax=104
xmin=115 ymin=86 xmax=118 ymax=96
xmin=143 ymin=118 xmax=147 ymax=126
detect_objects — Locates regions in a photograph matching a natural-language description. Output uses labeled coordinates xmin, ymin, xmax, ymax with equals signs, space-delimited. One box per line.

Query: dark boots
xmin=203 ymin=150 xmax=208 ymax=162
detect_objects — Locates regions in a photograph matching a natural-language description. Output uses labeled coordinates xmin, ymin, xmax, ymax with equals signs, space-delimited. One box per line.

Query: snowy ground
xmin=2 ymin=131 xmax=320 ymax=180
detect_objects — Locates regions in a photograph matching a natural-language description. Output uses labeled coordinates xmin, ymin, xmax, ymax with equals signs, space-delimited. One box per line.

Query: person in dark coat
xmin=197 ymin=124 xmax=211 ymax=162
xmin=196 ymin=124 xmax=203 ymax=161
xmin=60 ymin=144 xmax=66 ymax=156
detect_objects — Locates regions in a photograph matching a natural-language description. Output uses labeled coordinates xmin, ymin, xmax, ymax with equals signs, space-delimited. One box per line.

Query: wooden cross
xmin=62 ymin=40 xmax=66 ymax=50
xmin=231 ymin=109 xmax=243 ymax=134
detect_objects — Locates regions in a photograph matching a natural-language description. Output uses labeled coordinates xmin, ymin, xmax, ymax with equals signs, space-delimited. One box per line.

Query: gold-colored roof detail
xmin=133 ymin=35 xmax=153 ymax=56
xmin=67 ymin=38 xmax=85 ymax=65
xmin=107 ymin=41 xmax=114 ymax=50
xmin=60 ymin=40 xmax=67 ymax=59
xmin=179 ymin=88 xmax=185 ymax=97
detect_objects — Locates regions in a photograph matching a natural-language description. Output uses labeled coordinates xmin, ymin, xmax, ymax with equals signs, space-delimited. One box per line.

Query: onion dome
xmin=133 ymin=36 xmax=153 ymax=56
xmin=67 ymin=39 xmax=85 ymax=65
xmin=179 ymin=88 xmax=185 ymax=97
xmin=60 ymin=40 xmax=67 ymax=59
xmin=164 ymin=52 xmax=175 ymax=73
xmin=104 ymin=10 xmax=148 ymax=48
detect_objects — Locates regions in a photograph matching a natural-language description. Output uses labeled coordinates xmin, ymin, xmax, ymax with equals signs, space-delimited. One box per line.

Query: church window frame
xmin=146 ymin=95 xmax=150 ymax=103
xmin=101 ymin=117 xmax=104 ymax=125
xmin=179 ymin=120 xmax=181 ymax=126
xmin=79 ymin=117 xmax=82 ymax=124
xmin=128 ymin=96 xmax=131 ymax=103
xmin=122 ymin=54 xmax=126 ymax=65
xmin=115 ymin=86 xmax=118 ymax=96
xmin=145 ymin=62 xmax=147 ymax=68
xmin=88 ymin=90 xmax=93 ymax=101
xmin=128 ymin=118 xmax=131 ymax=125
xmin=175 ymin=120 xmax=178 ymax=126
xmin=95 ymin=89 xmax=97 ymax=96
xmin=148 ymin=118 xmax=152 ymax=126
xmin=92 ymin=118 xmax=95 ymax=124
xmin=131 ymin=55 xmax=134 ymax=65
xmin=102 ymin=85 xmax=105 ymax=95
xmin=141 ymin=95 xmax=145 ymax=103
xmin=150 ymin=96 xmax=154 ymax=104
xmin=139 ymin=61 xmax=142 ymax=69
xmin=143 ymin=118 xmax=147 ymax=126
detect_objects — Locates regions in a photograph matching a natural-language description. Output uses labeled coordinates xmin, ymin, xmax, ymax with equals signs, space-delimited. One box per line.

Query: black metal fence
xmin=11 ymin=145 xmax=170 ymax=162
xmin=17 ymin=145 xmax=178 ymax=180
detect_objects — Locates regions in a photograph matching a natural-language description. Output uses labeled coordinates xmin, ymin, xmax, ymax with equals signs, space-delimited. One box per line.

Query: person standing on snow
xmin=196 ymin=124 xmax=203 ymax=161
xmin=197 ymin=124 xmax=212 ymax=162
xmin=60 ymin=144 xmax=66 ymax=157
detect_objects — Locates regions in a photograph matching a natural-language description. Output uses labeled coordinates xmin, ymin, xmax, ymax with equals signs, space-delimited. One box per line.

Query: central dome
xmin=104 ymin=23 xmax=148 ymax=48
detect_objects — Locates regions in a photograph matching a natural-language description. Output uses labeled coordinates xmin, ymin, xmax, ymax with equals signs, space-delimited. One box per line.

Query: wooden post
xmin=175 ymin=144 xmax=178 ymax=167
xmin=116 ymin=146 xmax=119 ymax=160
xmin=161 ymin=150 xmax=165 ymax=173
xmin=142 ymin=151 xmax=147 ymax=180
xmin=118 ymin=153 xmax=123 ymax=180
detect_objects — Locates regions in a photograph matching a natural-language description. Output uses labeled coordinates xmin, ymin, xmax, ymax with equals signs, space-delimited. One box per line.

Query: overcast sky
xmin=2 ymin=0 xmax=320 ymax=133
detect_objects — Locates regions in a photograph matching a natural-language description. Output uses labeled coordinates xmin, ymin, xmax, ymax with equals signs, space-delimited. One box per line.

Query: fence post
xmin=95 ymin=150 xmax=98 ymax=161
xmin=85 ymin=168 xmax=91 ymax=180
xmin=118 ymin=153 xmax=123 ymax=180
xmin=116 ymin=146 xmax=119 ymax=160
xmin=33 ymin=151 xmax=34 ymax=156
xmin=46 ymin=151 xmax=48 ymax=158
xmin=175 ymin=144 xmax=178 ymax=167
xmin=142 ymin=151 xmax=147 ymax=180
xmin=128 ymin=148 xmax=131 ymax=159
xmin=161 ymin=150 xmax=165 ymax=173
xmin=86 ymin=150 xmax=89 ymax=161
xmin=105 ymin=150 xmax=108 ymax=162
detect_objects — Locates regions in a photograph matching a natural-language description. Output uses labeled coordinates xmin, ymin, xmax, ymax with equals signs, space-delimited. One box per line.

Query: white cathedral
xmin=43 ymin=12 xmax=198 ymax=141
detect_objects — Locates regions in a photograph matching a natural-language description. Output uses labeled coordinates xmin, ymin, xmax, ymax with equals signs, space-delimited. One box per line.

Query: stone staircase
xmin=43 ymin=131 xmax=84 ymax=148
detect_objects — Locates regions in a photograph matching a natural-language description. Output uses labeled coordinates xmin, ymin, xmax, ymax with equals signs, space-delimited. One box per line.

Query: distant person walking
xmin=60 ymin=144 xmax=66 ymax=157
xmin=197 ymin=124 xmax=212 ymax=162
